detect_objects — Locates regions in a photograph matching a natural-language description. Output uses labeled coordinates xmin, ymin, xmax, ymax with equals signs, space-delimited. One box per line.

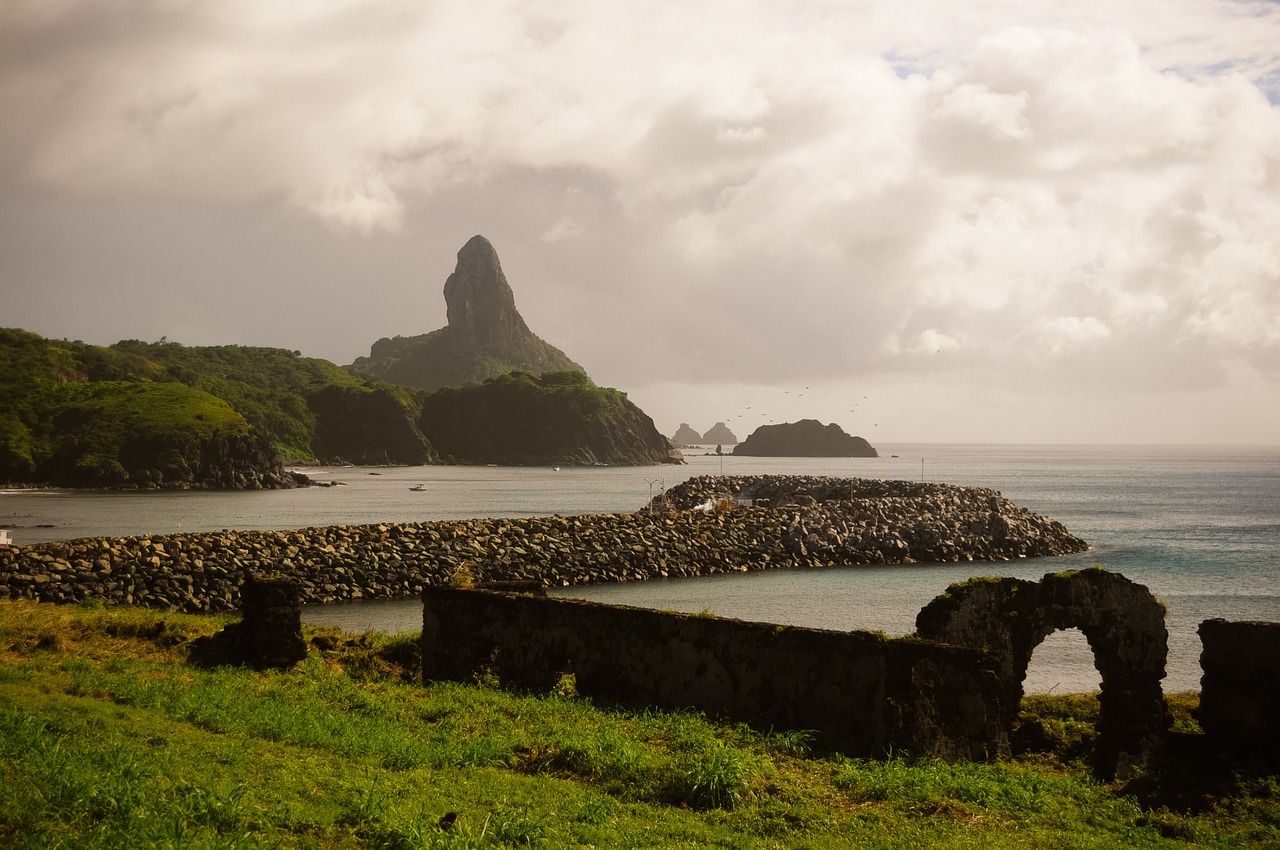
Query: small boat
xmin=553 ymin=466 xmax=560 ymax=472
xmin=409 ymin=484 xmax=426 ymax=492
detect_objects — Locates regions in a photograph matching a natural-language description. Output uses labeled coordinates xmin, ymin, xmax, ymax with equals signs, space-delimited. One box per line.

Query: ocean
xmin=4 ymin=443 xmax=1278 ymax=693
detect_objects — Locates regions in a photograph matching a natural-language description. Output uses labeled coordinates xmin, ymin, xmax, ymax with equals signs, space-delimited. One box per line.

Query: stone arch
xmin=915 ymin=567 xmax=1170 ymax=778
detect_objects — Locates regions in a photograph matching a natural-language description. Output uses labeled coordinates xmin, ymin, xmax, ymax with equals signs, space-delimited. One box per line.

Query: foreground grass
xmin=0 ymin=600 xmax=1276 ymax=849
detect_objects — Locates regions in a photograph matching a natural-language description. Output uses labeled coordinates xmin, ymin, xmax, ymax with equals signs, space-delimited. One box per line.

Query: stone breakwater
xmin=0 ymin=475 xmax=1088 ymax=614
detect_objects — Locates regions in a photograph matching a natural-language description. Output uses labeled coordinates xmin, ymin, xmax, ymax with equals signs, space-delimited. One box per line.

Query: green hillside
xmin=419 ymin=371 xmax=679 ymax=466
xmin=348 ymin=327 xmax=585 ymax=393
xmin=1 ymin=329 xmax=677 ymax=487
xmin=110 ymin=338 xmax=425 ymax=462
xmin=0 ymin=329 xmax=435 ymax=487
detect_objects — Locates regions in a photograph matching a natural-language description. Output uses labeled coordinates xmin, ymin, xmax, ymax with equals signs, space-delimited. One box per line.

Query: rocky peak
xmin=443 ymin=235 xmax=532 ymax=352
xmin=702 ymin=422 xmax=738 ymax=445
xmin=671 ymin=423 xmax=704 ymax=445
xmin=349 ymin=235 xmax=585 ymax=392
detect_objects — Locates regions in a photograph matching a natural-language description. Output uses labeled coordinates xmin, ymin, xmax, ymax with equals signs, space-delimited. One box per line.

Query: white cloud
xmin=540 ymin=214 xmax=584 ymax=243
xmin=1040 ymin=315 xmax=1113 ymax=354
xmin=1 ymin=0 xmax=1278 ymax=442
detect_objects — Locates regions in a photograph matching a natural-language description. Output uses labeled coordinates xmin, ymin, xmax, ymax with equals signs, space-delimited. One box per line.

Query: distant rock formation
xmin=349 ymin=236 xmax=585 ymax=392
xmin=733 ymin=419 xmax=877 ymax=457
xmin=671 ymin=423 xmax=703 ymax=446
xmin=702 ymin=422 xmax=738 ymax=445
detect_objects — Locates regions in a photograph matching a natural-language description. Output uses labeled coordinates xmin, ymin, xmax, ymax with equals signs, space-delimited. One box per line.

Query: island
xmin=733 ymin=419 xmax=877 ymax=457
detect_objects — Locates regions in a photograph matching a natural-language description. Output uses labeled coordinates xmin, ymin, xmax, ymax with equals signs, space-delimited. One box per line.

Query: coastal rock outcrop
xmin=671 ymin=423 xmax=704 ymax=446
xmin=702 ymin=422 xmax=738 ymax=445
xmin=0 ymin=475 xmax=1086 ymax=614
xmin=349 ymin=236 xmax=584 ymax=392
xmin=307 ymin=385 xmax=439 ymax=465
xmin=419 ymin=371 xmax=682 ymax=466
xmin=733 ymin=419 xmax=876 ymax=457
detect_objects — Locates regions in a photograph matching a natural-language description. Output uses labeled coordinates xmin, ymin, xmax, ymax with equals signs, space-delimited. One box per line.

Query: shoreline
xmin=1 ymin=475 xmax=1087 ymax=614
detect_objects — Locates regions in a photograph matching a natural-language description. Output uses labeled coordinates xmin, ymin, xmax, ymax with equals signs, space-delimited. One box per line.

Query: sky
xmin=2 ymin=1 xmax=1279 ymax=446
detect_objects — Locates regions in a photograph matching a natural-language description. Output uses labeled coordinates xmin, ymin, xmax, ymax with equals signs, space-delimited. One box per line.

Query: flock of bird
xmin=727 ymin=389 xmax=877 ymax=433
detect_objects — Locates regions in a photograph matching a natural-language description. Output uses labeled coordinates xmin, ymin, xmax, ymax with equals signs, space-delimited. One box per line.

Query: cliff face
xmin=349 ymin=236 xmax=584 ymax=392
xmin=307 ymin=386 xmax=439 ymax=465
xmin=443 ymin=236 xmax=533 ymax=352
xmin=733 ymin=419 xmax=877 ymax=458
xmin=419 ymin=371 xmax=682 ymax=466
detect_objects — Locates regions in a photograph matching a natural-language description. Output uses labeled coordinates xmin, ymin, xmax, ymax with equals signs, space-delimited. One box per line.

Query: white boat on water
xmin=409 ymin=484 xmax=426 ymax=492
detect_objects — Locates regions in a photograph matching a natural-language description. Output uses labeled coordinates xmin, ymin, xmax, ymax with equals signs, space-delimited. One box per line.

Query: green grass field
xmin=0 ymin=599 xmax=1276 ymax=848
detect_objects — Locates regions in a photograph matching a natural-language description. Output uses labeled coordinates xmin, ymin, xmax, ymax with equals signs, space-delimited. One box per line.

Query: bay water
xmin=4 ymin=444 xmax=1278 ymax=693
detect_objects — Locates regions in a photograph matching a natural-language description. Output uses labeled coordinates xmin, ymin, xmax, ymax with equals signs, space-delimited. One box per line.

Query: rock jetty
xmin=0 ymin=475 xmax=1087 ymax=614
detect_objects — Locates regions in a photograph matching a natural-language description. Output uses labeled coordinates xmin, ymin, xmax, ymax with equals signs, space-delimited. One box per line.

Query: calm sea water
xmin=4 ymin=444 xmax=1278 ymax=693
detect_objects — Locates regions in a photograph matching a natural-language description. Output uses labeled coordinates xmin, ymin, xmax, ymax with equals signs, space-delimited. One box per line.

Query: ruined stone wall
xmin=915 ymin=568 xmax=1170 ymax=779
xmin=421 ymin=586 xmax=1010 ymax=761
xmin=188 ymin=573 xmax=308 ymax=671
xmin=1197 ymin=619 xmax=1280 ymax=771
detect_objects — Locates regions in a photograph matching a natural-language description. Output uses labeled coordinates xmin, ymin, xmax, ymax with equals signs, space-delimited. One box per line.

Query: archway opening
xmin=1024 ymin=627 xmax=1101 ymax=695
xmin=1015 ymin=628 xmax=1102 ymax=761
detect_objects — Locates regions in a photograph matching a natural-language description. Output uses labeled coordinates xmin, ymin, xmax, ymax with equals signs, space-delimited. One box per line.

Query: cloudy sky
xmin=3 ymin=1 xmax=1278 ymax=445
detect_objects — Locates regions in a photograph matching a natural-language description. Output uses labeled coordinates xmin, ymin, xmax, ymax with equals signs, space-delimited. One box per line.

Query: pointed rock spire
xmin=443 ymin=235 xmax=531 ymax=351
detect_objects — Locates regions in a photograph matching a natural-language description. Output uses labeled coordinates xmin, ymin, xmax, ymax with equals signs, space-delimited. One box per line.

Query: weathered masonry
xmin=421 ymin=585 xmax=1011 ymax=761
xmin=1197 ymin=618 xmax=1280 ymax=771
xmin=421 ymin=568 xmax=1193 ymax=777
xmin=188 ymin=566 xmax=1276 ymax=775
xmin=916 ymin=568 xmax=1171 ymax=778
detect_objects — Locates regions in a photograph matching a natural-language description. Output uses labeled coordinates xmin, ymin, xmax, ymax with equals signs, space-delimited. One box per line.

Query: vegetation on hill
xmin=419 ymin=371 xmax=679 ymax=465
xmin=1 ymin=329 xmax=679 ymax=484
xmin=0 ymin=330 xmax=273 ymax=486
xmin=0 ymin=329 xmax=436 ymax=486
xmin=39 ymin=380 xmax=254 ymax=487
xmin=349 ymin=329 xmax=584 ymax=394
xmin=111 ymin=338 xmax=428 ymax=463
xmin=1 ymin=599 xmax=1275 ymax=848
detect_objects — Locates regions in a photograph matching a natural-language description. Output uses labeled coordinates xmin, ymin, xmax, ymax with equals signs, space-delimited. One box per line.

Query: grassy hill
xmin=1 ymin=329 xmax=677 ymax=485
xmin=1 ymin=598 xmax=1275 ymax=848
xmin=0 ymin=329 xmax=435 ymax=486
xmin=349 ymin=328 xmax=584 ymax=394
xmin=419 ymin=371 xmax=679 ymax=466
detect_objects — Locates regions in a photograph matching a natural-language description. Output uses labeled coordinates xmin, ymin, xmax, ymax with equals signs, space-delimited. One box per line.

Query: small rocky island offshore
xmin=734 ymin=419 xmax=877 ymax=457
xmin=1 ymin=475 xmax=1087 ymax=613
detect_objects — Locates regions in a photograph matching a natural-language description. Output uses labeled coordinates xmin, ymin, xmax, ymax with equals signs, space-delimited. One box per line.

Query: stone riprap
xmin=0 ymin=475 xmax=1088 ymax=614
xmin=660 ymin=476 xmax=1088 ymax=564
